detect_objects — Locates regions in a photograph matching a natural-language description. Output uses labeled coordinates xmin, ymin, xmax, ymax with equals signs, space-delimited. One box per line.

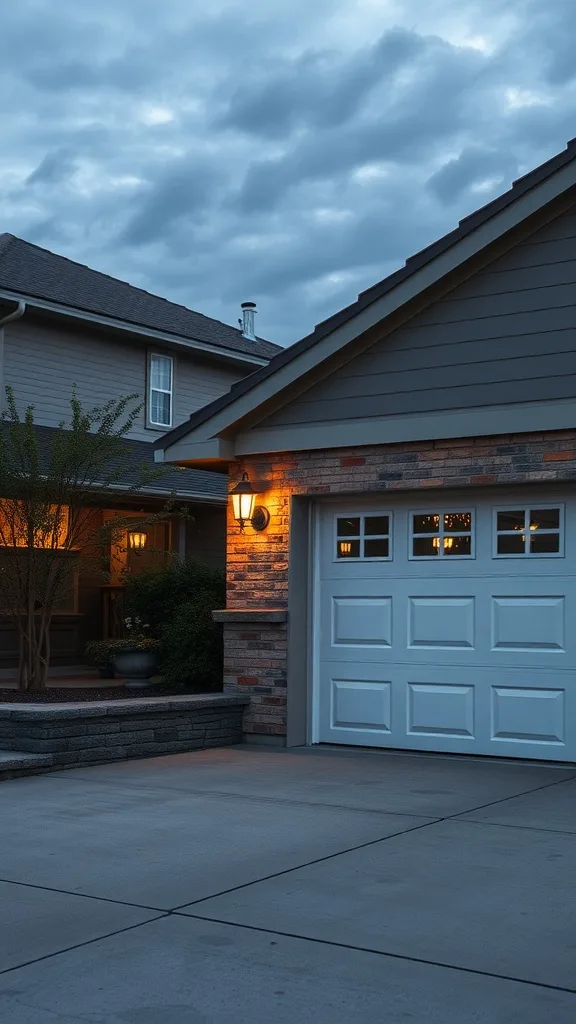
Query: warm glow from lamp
xmin=339 ymin=541 xmax=353 ymax=556
xmin=128 ymin=530 xmax=147 ymax=553
xmin=230 ymin=473 xmax=257 ymax=530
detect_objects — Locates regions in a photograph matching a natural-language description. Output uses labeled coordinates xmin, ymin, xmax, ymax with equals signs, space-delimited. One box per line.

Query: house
xmin=0 ymin=235 xmax=279 ymax=665
xmin=155 ymin=137 xmax=576 ymax=764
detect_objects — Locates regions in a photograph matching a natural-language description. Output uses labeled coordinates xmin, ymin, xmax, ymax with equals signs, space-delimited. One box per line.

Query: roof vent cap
xmin=239 ymin=301 xmax=257 ymax=341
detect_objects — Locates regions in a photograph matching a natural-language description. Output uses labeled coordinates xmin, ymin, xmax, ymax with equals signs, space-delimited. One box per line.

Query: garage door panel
xmin=332 ymin=596 xmax=392 ymax=648
xmin=491 ymin=596 xmax=565 ymax=652
xmin=407 ymin=596 xmax=475 ymax=650
xmin=491 ymin=686 xmax=565 ymax=746
xmin=331 ymin=679 xmax=392 ymax=733
xmin=316 ymin=492 xmax=576 ymax=761
xmin=407 ymin=683 xmax=475 ymax=738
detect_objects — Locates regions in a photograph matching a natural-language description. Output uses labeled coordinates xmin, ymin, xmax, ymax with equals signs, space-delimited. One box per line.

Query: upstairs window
xmin=148 ymin=353 xmax=173 ymax=428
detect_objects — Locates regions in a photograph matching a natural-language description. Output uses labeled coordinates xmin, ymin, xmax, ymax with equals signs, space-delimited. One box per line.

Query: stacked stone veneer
xmin=222 ymin=430 xmax=576 ymax=739
xmin=0 ymin=694 xmax=248 ymax=769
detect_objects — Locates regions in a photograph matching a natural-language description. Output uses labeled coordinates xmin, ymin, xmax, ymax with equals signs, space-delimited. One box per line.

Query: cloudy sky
xmin=0 ymin=0 xmax=574 ymax=346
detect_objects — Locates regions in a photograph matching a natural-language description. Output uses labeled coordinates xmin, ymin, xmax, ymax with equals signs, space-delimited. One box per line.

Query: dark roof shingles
xmin=31 ymin=425 xmax=226 ymax=501
xmin=0 ymin=235 xmax=279 ymax=361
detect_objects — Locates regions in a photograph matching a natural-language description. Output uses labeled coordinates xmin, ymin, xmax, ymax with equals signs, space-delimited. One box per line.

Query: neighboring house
xmin=156 ymin=137 xmax=576 ymax=764
xmin=0 ymin=235 xmax=279 ymax=665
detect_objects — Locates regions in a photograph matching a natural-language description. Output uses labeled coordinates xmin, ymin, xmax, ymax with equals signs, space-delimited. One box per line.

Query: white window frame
xmin=333 ymin=511 xmax=393 ymax=562
xmin=409 ymin=508 xmax=475 ymax=560
xmin=148 ymin=352 xmax=174 ymax=429
xmin=492 ymin=504 xmax=564 ymax=559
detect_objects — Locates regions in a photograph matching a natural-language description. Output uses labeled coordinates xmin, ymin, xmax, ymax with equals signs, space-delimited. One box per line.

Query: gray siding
xmin=4 ymin=319 xmax=240 ymax=441
xmin=260 ymin=207 xmax=576 ymax=429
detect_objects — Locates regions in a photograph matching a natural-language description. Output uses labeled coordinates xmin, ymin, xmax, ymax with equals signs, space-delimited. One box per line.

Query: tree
xmin=0 ymin=387 xmax=174 ymax=692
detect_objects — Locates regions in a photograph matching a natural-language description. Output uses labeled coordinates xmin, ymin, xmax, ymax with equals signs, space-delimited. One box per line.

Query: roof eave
xmin=0 ymin=288 xmax=270 ymax=369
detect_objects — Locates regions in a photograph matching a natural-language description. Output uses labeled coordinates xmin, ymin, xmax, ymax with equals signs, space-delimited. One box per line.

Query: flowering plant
xmin=115 ymin=616 xmax=160 ymax=653
xmin=123 ymin=616 xmax=150 ymax=640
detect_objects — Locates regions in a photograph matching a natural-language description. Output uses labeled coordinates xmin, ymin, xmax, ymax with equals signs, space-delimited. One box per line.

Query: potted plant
xmin=113 ymin=617 xmax=161 ymax=689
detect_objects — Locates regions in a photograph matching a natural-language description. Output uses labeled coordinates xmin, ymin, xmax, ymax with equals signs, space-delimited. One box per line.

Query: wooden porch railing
xmin=101 ymin=586 xmax=126 ymax=639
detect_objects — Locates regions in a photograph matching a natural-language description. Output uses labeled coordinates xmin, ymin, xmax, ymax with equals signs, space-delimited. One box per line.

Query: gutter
xmin=0 ymin=300 xmax=26 ymax=403
xmin=0 ymin=288 xmax=270 ymax=369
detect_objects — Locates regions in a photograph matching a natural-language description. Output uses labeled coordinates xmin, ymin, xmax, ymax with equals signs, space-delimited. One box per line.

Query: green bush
xmin=161 ymin=597 xmax=223 ymax=691
xmin=123 ymin=560 xmax=224 ymax=635
xmin=122 ymin=560 xmax=225 ymax=692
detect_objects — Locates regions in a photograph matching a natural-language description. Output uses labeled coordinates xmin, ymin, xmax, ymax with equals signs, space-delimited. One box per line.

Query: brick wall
xmin=223 ymin=430 xmax=576 ymax=737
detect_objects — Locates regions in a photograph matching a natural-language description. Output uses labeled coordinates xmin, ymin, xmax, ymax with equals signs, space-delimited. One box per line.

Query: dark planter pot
xmin=113 ymin=649 xmax=159 ymax=689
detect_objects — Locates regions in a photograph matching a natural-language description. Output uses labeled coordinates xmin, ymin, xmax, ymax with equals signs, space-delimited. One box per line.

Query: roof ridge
xmin=1 ymin=234 xmax=264 ymax=341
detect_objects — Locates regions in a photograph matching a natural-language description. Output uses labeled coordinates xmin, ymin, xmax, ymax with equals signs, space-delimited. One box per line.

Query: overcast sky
xmin=0 ymin=0 xmax=574 ymax=346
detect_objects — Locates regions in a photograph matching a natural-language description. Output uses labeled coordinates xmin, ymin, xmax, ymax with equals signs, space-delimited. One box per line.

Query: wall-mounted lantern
xmin=128 ymin=530 xmax=148 ymax=554
xmin=230 ymin=472 xmax=270 ymax=532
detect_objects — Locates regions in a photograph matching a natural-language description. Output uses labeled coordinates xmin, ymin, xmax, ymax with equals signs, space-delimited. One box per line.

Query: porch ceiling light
xmin=128 ymin=530 xmax=148 ymax=554
xmin=230 ymin=472 xmax=270 ymax=532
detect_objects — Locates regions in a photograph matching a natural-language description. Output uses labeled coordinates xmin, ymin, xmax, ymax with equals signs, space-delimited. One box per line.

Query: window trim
xmin=333 ymin=511 xmax=393 ymax=562
xmin=147 ymin=351 xmax=174 ymax=429
xmin=409 ymin=508 xmax=475 ymax=560
xmin=492 ymin=503 xmax=564 ymax=558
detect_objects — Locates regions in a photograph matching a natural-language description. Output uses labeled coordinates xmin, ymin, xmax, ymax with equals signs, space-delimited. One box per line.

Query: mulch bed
xmin=0 ymin=686 xmax=183 ymax=703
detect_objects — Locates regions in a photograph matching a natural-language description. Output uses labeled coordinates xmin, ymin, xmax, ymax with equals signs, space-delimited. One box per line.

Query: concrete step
xmin=0 ymin=749 xmax=54 ymax=780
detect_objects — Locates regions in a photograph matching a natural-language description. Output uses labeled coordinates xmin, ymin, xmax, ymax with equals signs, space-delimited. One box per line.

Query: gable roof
xmin=156 ymin=136 xmax=576 ymax=463
xmin=0 ymin=234 xmax=279 ymax=364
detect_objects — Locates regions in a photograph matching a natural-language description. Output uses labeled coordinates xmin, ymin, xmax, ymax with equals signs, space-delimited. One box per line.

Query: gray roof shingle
xmin=0 ymin=234 xmax=279 ymax=361
xmin=28 ymin=425 xmax=226 ymax=501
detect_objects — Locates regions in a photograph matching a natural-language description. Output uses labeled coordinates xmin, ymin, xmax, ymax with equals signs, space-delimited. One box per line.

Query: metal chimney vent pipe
xmin=240 ymin=301 xmax=257 ymax=341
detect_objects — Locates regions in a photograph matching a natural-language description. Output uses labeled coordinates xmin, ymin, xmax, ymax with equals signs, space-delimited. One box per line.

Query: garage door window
xmin=411 ymin=511 xmax=473 ymax=558
xmin=335 ymin=514 xmax=391 ymax=560
xmin=494 ymin=506 xmax=563 ymax=556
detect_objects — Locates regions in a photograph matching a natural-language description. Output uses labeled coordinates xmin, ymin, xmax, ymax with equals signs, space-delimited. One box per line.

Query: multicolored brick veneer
xmin=223 ymin=430 xmax=576 ymax=737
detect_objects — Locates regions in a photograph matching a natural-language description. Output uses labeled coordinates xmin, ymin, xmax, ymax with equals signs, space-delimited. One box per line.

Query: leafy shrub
xmin=122 ymin=560 xmax=224 ymax=638
xmin=161 ymin=597 xmax=223 ymax=691
xmin=122 ymin=560 xmax=225 ymax=691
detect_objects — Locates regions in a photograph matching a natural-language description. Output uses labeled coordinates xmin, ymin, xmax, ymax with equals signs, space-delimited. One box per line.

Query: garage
xmin=316 ymin=491 xmax=576 ymax=761
xmin=157 ymin=140 xmax=576 ymax=758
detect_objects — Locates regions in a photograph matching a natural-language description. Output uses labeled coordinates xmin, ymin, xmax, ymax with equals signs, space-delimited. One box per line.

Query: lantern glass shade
xmin=128 ymin=530 xmax=147 ymax=553
xmin=230 ymin=472 xmax=258 ymax=529
xmin=231 ymin=489 xmax=256 ymax=526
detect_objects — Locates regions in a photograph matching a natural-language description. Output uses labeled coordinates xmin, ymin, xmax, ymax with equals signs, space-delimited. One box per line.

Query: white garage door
xmin=316 ymin=490 xmax=576 ymax=761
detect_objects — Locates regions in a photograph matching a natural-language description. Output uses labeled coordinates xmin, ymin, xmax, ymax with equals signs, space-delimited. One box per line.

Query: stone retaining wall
xmin=0 ymin=694 xmax=249 ymax=770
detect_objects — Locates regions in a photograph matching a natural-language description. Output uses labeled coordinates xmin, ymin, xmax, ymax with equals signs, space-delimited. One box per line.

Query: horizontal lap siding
xmin=4 ymin=320 xmax=240 ymax=440
xmin=261 ymin=206 xmax=576 ymax=429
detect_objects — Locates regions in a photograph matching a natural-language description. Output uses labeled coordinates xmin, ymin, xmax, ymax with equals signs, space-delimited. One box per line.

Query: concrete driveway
xmin=1 ymin=746 xmax=576 ymax=1023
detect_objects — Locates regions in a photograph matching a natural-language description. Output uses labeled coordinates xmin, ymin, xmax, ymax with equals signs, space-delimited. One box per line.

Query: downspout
xmin=0 ymin=301 xmax=26 ymax=407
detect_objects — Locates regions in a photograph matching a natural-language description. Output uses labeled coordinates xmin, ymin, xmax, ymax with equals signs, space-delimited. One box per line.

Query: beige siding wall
xmin=4 ymin=318 xmax=240 ymax=441
xmin=259 ymin=205 xmax=576 ymax=429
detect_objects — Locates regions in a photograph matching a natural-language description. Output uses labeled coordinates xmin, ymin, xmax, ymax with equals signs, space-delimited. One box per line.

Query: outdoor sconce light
xmin=230 ymin=472 xmax=270 ymax=532
xmin=128 ymin=530 xmax=148 ymax=554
